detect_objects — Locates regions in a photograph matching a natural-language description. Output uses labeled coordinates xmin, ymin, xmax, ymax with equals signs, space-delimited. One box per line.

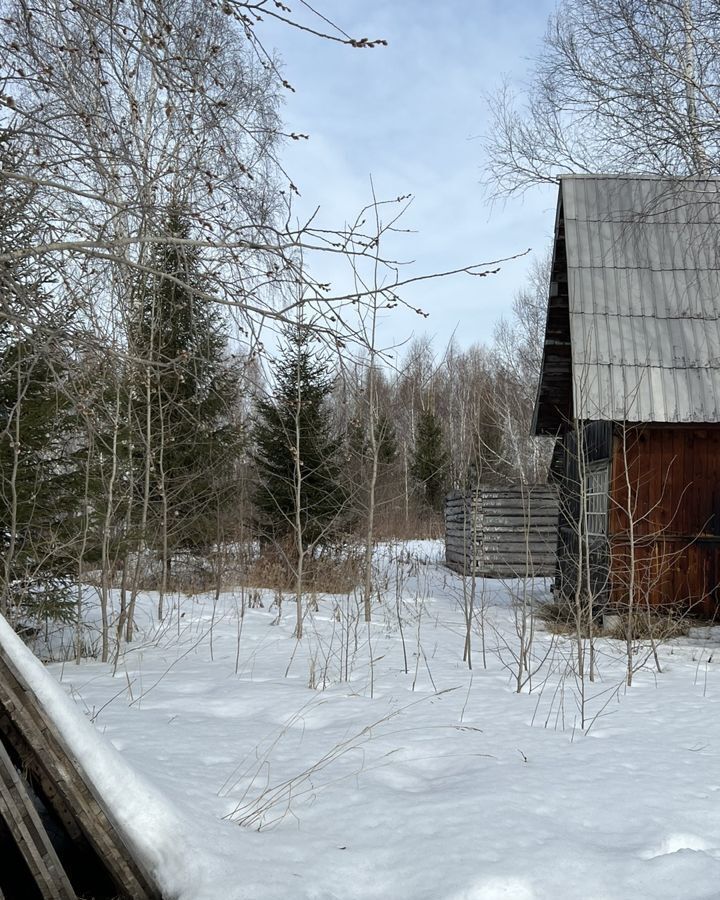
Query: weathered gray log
xmin=482 ymin=543 xmax=556 ymax=553
xmin=445 ymin=537 xmax=474 ymax=550
xmin=446 ymin=561 xmax=549 ymax=578
xmin=471 ymin=521 xmax=557 ymax=529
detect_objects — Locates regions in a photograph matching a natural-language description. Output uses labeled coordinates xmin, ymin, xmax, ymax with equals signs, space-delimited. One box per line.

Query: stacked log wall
xmin=445 ymin=485 xmax=559 ymax=578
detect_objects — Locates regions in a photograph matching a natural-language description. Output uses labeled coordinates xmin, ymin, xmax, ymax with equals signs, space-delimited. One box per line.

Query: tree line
xmin=1 ymin=169 xmax=550 ymax=640
xmin=0 ymin=0 xmax=556 ymax=644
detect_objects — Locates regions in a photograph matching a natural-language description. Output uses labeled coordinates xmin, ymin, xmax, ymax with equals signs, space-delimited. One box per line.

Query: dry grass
xmin=93 ymin=542 xmax=364 ymax=597
xmin=245 ymin=544 xmax=363 ymax=594
xmin=102 ymin=549 xmax=248 ymax=594
xmin=535 ymin=599 xmax=581 ymax=634
xmin=372 ymin=514 xmax=444 ymax=541
xmin=537 ymin=598 xmax=691 ymax=640
xmin=602 ymin=609 xmax=690 ymax=641
xmin=118 ymin=555 xmax=217 ymax=594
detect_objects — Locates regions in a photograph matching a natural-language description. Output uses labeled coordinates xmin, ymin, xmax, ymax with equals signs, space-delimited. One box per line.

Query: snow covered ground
xmin=39 ymin=540 xmax=720 ymax=899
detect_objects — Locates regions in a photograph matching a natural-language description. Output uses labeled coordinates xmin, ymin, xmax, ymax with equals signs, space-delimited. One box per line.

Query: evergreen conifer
xmin=252 ymin=326 xmax=348 ymax=547
xmin=0 ymin=339 xmax=83 ymax=624
xmin=128 ymin=209 xmax=242 ymax=569
xmin=0 ymin=142 xmax=81 ymax=623
xmin=411 ymin=407 xmax=448 ymax=511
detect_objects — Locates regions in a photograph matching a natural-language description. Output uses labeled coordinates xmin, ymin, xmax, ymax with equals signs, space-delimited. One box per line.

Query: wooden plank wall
xmin=534 ymin=198 xmax=574 ymax=435
xmin=609 ymin=424 xmax=720 ymax=617
xmin=445 ymin=485 xmax=559 ymax=577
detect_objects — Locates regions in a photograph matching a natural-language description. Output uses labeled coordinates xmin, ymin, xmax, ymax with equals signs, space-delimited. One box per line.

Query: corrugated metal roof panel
xmin=565 ymin=218 xmax=720 ymax=271
xmin=569 ymin=267 xmax=720 ymax=318
xmin=570 ymin=363 xmax=720 ymax=422
xmin=569 ymin=312 xmax=720 ymax=369
xmin=559 ymin=175 xmax=720 ymax=423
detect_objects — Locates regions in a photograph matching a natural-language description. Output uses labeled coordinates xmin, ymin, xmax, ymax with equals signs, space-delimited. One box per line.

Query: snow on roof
xmin=0 ymin=615 xmax=202 ymax=899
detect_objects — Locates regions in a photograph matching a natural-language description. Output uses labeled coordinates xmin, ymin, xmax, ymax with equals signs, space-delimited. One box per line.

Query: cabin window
xmin=584 ymin=462 xmax=609 ymax=536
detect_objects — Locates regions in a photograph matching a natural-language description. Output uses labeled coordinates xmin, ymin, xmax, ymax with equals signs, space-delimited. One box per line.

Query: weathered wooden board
xmin=444 ymin=563 xmax=559 ymax=578
xmin=0 ymin=643 xmax=163 ymax=900
xmin=0 ymin=736 xmax=77 ymax=900
xmin=607 ymin=424 xmax=720 ymax=615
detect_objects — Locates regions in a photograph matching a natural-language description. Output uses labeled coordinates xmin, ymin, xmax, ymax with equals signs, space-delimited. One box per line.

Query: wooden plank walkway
xmin=0 ymin=632 xmax=163 ymax=900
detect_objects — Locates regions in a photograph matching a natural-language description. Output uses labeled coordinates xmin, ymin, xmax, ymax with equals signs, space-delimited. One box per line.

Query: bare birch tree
xmin=484 ymin=0 xmax=720 ymax=197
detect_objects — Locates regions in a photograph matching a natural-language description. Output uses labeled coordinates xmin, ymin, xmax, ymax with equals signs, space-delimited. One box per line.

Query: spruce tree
xmin=0 ymin=142 xmax=81 ymax=624
xmin=0 ymin=338 xmax=83 ymax=624
xmin=411 ymin=407 xmax=448 ymax=511
xmin=375 ymin=410 xmax=398 ymax=467
xmin=252 ymin=326 xmax=348 ymax=548
xmin=128 ymin=209 xmax=242 ymax=570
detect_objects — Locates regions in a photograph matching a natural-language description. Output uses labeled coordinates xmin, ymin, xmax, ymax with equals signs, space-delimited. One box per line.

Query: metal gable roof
xmin=535 ymin=175 xmax=720 ymax=429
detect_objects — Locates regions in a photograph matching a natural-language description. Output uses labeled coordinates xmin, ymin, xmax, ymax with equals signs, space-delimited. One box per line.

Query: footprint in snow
xmin=640 ymin=833 xmax=711 ymax=859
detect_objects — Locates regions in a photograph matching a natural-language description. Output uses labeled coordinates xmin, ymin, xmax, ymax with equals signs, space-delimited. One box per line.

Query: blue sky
xmin=258 ymin=1 xmax=558 ymax=355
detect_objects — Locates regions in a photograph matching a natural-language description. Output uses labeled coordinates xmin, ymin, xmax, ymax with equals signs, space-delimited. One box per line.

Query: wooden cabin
xmin=533 ymin=175 xmax=720 ymax=618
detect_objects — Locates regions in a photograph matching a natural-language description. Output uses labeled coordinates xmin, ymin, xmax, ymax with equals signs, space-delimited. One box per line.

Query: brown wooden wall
xmin=608 ymin=424 xmax=720 ymax=617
